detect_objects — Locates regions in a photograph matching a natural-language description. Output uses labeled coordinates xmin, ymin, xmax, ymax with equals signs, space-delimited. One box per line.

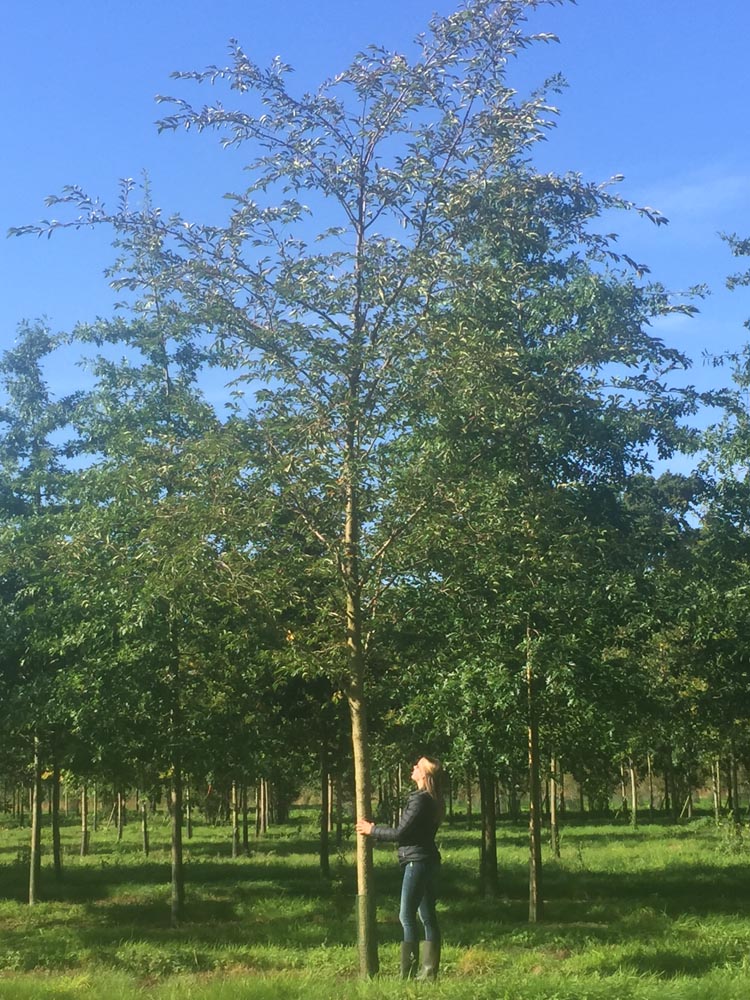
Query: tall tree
xmin=13 ymin=1 xmax=582 ymax=972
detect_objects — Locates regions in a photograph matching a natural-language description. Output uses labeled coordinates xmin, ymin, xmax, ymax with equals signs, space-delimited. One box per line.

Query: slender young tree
xmin=12 ymin=1 xmax=583 ymax=971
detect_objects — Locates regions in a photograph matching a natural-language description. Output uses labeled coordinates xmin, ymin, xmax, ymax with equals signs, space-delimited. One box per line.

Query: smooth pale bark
xmin=255 ymin=779 xmax=269 ymax=837
xmin=80 ymin=785 xmax=89 ymax=857
xmin=141 ymin=799 xmax=150 ymax=856
xmin=242 ymin=785 xmax=250 ymax=856
xmin=29 ymin=740 xmax=42 ymax=905
xmin=116 ymin=791 xmax=125 ymax=842
xmin=335 ymin=772 xmax=343 ymax=847
xmin=549 ymin=756 xmax=560 ymax=858
xmin=348 ymin=672 xmax=378 ymax=977
xmin=51 ymin=759 xmax=62 ymax=880
xmin=92 ymin=786 xmax=98 ymax=833
xmin=558 ymin=767 xmax=566 ymax=817
xmin=231 ymin=781 xmax=240 ymax=858
xmin=647 ymin=754 xmax=655 ymax=819
xmin=327 ymin=775 xmax=334 ymax=834
xmin=344 ymin=467 xmax=378 ymax=978
xmin=712 ymin=758 xmax=721 ymax=825
xmin=629 ymin=758 xmax=638 ymax=829
xmin=320 ymin=755 xmax=330 ymax=878
xmin=731 ymin=754 xmax=741 ymax=825
xmin=478 ymin=766 xmax=498 ymax=898
xmin=186 ymin=783 xmax=193 ymax=840
xmin=527 ymin=636 xmax=543 ymax=923
xmin=170 ymin=767 xmax=185 ymax=926
xmin=619 ymin=762 xmax=628 ymax=817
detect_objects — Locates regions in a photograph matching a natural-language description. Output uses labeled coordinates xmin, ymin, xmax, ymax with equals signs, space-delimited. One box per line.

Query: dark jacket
xmin=371 ymin=789 xmax=440 ymax=866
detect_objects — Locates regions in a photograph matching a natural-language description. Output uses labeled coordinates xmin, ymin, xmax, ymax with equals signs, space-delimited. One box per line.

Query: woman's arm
xmin=356 ymin=793 xmax=424 ymax=842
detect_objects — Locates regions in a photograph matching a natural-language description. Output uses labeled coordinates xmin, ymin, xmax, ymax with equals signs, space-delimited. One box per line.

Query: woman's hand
xmin=355 ymin=818 xmax=375 ymax=836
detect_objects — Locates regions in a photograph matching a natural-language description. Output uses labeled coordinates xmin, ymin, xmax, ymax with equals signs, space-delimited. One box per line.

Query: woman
xmin=356 ymin=755 xmax=443 ymax=981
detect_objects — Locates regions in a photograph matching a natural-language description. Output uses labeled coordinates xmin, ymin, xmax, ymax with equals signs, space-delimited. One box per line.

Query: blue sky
xmin=2 ymin=0 xmax=749 ymax=420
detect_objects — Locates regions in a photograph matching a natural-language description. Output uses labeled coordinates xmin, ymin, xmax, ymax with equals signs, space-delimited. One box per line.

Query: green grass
xmin=2 ymin=806 xmax=750 ymax=997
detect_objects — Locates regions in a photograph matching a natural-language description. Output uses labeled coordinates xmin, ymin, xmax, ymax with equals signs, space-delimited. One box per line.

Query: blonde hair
xmin=419 ymin=756 xmax=445 ymax=822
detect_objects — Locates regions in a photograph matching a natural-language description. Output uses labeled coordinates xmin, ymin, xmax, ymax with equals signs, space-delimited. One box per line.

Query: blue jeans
xmin=399 ymin=859 xmax=440 ymax=943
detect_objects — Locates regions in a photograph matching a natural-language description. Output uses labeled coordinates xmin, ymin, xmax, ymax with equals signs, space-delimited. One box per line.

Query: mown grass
xmin=2 ymin=805 xmax=750 ymax=998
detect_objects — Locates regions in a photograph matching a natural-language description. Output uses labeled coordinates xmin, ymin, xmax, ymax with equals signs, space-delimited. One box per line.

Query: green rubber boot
xmin=400 ymin=941 xmax=419 ymax=979
xmin=416 ymin=939 xmax=440 ymax=981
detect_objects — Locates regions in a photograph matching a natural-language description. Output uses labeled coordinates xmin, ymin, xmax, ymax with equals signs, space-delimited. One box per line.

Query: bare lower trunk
xmin=29 ymin=739 xmax=42 ymax=905
xmin=242 ymin=785 xmax=250 ymax=855
xmin=335 ymin=772 xmax=343 ymax=846
xmin=186 ymin=782 xmax=193 ymax=839
xmin=231 ymin=781 xmax=240 ymax=858
xmin=647 ymin=754 xmax=655 ymax=819
xmin=255 ymin=779 xmax=268 ymax=837
xmin=478 ymin=765 xmax=498 ymax=897
xmin=80 ymin=785 xmax=90 ymax=857
xmin=52 ymin=758 xmax=62 ymax=880
xmin=549 ymin=756 xmax=560 ymax=858
xmin=527 ymin=633 xmax=543 ymax=923
xmin=344 ymin=462 xmax=378 ymax=978
xmin=170 ymin=767 xmax=184 ymax=926
xmin=629 ymin=758 xmax=638 ymax=829
xmin=141 ymin=799 xmax=150 ymax=856
xmin=116 ymin=790 xmax=125 ymax=842
xmin=712 ymin=757 xmax=721 ymax=825
xmin=348 ymin=675 xmax=379 ymax=977
xmin=320 ymin=753 xmax=330 ymax=878
xmin=731 ymin=753 xmax=741 ymax=825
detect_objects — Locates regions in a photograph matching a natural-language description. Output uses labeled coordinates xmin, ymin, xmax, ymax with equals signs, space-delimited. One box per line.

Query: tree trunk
xmin=51 ymin=757 xmax=62 ymax=880
xmin=141 ymin=799 xmax=150 ymax=857
xmin=549 ymin=756 xmax=560 ymax=858
xmin=170 ymin=768 xmax=185 ymax=926
xmin=320 ymin=753 xmax=330 ymax=878
xmin=466 ymin=769 xmax=473 ymax=822
xmin=80 ymin=785 xmax=90 ymax=857
xmin=558 ymin=765 xmax=566 ymax=817
xmin=395 ymin=765 xmax=403 ymax=825
xmin=712 ymin=757 xmax=721 ymax=825
xmin=629 ymin=758 xmax=638 ymax=829
xmin=647 ymin=754 xmax=654 ymax=819
xmin=344 ymin=464 xmax=379 ymax=978
xmin=348 ymin=671 xmax=379 ymax=977
xmin=527 ymin=632 xmax=543 ymax=923
xmin=255 ymin=779 xmax=268 ymax=837
xmin=29 ymin=739 xmax=42 ymax=905
xmin=164 ymin=605 xmax=186 ymax=927
xmin=478 ymin=765 xmax=498 ymax=897
xmin=231 ymin=781 xmax=240 ymax=858
xmin=242 ymin=785 xmax=250 ymax=855
xmin=93 ymin=785 xmax=98 ymax=833
xmin=731 ymin=752 xmax=741 ymax=826
xmin=619 ymin=762 xmax=628 ymax=816
xmin=186 ymin=782 xmax=193 ymax=840
xmin=335 ymin=771 xmax=343 ymax=846
xmin=116 ymin=790 xmax=125 ymax=842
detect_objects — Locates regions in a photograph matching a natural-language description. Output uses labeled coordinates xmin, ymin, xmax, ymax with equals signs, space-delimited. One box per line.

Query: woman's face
xmin=411 ymin=758 xmax=426 ymax=784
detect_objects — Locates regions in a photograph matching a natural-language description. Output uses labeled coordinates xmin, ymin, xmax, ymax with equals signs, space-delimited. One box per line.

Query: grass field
xmin=2 ymin=805 xmax=750 ymax=998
